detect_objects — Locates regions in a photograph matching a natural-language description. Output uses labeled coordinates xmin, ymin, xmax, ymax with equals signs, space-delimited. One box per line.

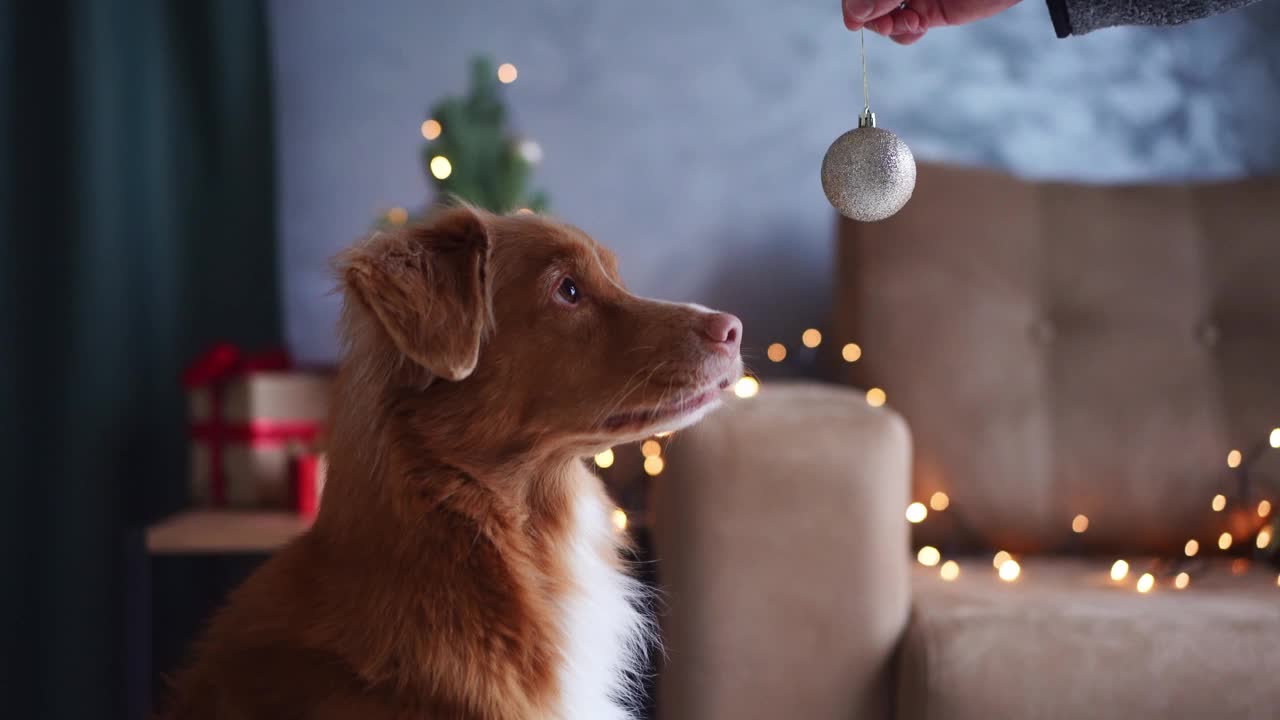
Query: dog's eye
xmin=557 ymin=277 xmax=580 ymax=305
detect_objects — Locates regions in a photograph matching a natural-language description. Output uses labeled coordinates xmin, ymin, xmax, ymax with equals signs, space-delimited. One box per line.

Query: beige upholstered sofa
xmin=652 ymin=164 xmax=1280 ymax=720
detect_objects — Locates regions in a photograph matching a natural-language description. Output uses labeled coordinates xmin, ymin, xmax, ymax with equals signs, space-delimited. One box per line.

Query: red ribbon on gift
xmin=183 ymin=343 xmax=318 ymax=506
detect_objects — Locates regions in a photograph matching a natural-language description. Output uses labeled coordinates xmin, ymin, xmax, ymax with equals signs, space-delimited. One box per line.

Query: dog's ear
xmin=342 ymin=207 xmax=492 ymax=381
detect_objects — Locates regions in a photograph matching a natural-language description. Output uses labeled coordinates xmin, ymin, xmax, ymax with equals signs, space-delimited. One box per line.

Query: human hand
xmin=842 ymin=0 xmax=1023 ymax=44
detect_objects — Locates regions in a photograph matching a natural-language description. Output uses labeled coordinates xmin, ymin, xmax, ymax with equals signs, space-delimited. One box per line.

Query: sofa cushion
xmin=653 ymin=382 xmax=913 ymax=720
xmin=897 ymin=558 xmax=1280 ymax=720
xmin=835 ymin=163 xmax=1280 ymax=553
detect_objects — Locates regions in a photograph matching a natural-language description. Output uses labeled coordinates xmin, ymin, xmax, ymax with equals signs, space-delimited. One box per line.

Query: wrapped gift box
xmin=184 ymin=344 xmax=331 ymax=509
xmin=294 ymin=452 xmax=327 ymax=518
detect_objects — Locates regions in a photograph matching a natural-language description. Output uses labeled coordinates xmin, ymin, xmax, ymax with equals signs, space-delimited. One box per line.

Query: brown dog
xmin=163 ymin=207 xmax=743 ymax=719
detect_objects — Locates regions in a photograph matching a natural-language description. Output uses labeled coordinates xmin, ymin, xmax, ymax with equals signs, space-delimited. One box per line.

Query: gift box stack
xmin=183 ymin=343 xmax=331 ymax=516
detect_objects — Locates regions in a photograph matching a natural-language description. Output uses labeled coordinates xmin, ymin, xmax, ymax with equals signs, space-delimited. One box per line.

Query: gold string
xmin=860 ymin=29 xmax=870 ymax=113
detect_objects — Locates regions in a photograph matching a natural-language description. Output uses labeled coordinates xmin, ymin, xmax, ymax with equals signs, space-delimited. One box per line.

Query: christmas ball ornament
xmin=821 ymin=111 xmax=915 ymax=222
xmin=821 ymin=30 xmax=916 ymax=222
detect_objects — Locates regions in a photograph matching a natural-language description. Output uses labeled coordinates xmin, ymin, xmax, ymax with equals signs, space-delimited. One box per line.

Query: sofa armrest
xmin=652 ymin=381 xmax=912 ymax=720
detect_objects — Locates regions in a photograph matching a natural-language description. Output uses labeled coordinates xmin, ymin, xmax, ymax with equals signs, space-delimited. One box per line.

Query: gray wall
xmin=269 ymin=0 xmax=1280 ymax=366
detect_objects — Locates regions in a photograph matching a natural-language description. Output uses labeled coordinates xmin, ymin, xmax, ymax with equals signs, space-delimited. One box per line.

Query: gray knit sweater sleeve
xmin=1047 ymin=0 xmax=1263 ymax=36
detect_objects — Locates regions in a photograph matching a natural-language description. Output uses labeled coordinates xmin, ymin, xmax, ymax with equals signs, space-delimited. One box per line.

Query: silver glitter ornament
xmin=821 ymin=30 xmax=916 ymax=222
xmin=821 ymin=110 xmax=916 ymax=222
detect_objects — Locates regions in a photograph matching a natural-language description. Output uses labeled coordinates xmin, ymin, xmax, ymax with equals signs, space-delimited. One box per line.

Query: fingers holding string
xmin=842 ymin=0 xmax=915 ymax=30
xmin=865 ymin=3 xmax=929 ymax=37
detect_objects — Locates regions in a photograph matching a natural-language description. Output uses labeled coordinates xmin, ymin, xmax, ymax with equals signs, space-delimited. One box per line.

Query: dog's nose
xmin=700 ymin=312 xmax=742 ymax=353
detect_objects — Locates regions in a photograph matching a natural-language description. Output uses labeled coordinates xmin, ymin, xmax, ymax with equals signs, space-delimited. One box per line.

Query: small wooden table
xmin=132 ymin=510 xmax=311 ymax=718
xmin=146 ymin=510 xmax=311 ymax=555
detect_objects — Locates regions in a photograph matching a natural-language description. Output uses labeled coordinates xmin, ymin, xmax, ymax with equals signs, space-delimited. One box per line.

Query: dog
xmin=163 ymin=206 xmax=744 ymax=719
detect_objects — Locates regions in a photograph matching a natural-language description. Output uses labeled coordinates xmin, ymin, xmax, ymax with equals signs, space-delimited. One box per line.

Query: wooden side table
xmin=146 ymin=510 xmax=311 ymax=555
xmin=131 ymin=511 xmax=310 ymax=719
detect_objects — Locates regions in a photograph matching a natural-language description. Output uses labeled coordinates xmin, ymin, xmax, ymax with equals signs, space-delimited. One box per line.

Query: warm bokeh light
xmin=1071 ymin=514 xmax=1089 ymax=533
xmin=801 ymin=328 xmax=822 ymax=348
xmin=1260 ymin=500 xmax=1273 ymax=518
xmin=1257 ymin=527 xmax=1272 ymax=549
xmin=430 ymin=155 xmax=453 ymax=179
xmin=1271 ymin=428 xmax=1280 ymax=448
xmin=1218 ymin=532 xmax=1233 ymax=550
xmin=641 ymin=440 xmax=661 ymax=458
xmin=917 ymin=546 xmax=941 ymax=567
xmin=1227 ymin=449 xmax=1242 ymax=468
xmin=1184 ymin=539 xmax=1199 ymax=557
xmin=841 ymin=343 xmax=862 ymax=362
xmin=905 ymin=502 xmax=928 ymax=524
xmin=1110 ymin=559 xmax=1129 ymax=581
xmin=517 ymin=139 xmax=543 ymax=164
xmin=734 ymin=376 xmax=760 ymax=398
xmin=643 ymin=455 xmax=664 ymax=476
xmin=593 ymin=448 xmax=615 ymax=469
xmin=386 ymin=207 xmax=408 ymax=225
xmin=611 ymin=508 xmax=628 ymax=531
xmin=1174 ymin=572 xmax=1190 ymax=589
xmin=497 ymin=62 xmax=518 ymax=83
xmin=998 ymin=559 xmax=1020 ymax=582
xmin=1212 ymin=494 xmax=1227 ymax=512
xmin=940 ymin=560 xmax=960 ymax=581
xmin=866 ymin=387 xmax=887 ymax=407
xmin=1136 ymin=573 xmax=1155 ymax=593
xmin=421 ymin=118 xmax=442 ymax=140
xmin=929 ymin=491 xmax=950 ymax=511
xmin=767 ymin=343 xmax=787 ymax=362
xmin=992 ymin=550 xmax=1012 ymax=569
xmin=656 ymin=431 xmax=673 ymax=438
xmin=1276 ymin=574 xmax=1280 ymax=587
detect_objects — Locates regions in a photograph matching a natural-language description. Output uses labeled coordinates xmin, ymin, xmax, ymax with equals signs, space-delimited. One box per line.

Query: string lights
xmin=587 ymin=326 xmax=1277 ymax=597
xmin=865 ymin=388 xmax=887 ymax=408
xmin=594 ymin=448 xmax=615 ymax=469
xmin=1136 ymin=573 xmax=1155 ymax=593
xmin=917 ymin=546 xmax=941 ymax=567
xmin=429 ymin=156 xmax=453 ymax=180
xmin=643 ymin=455 xmax=665 ymax=477
xmin=895 ymin=408 xmax=1279 ymax=593
xmin=1071 ymin=514 xmax=1089 ymax=533
xmin=733 ymin=376 xmax=760 ymax=399
xmin=611 ymin=508 xmax=629 ymax=532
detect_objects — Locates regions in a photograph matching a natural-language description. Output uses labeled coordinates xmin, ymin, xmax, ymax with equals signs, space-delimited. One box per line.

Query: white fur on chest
xmin=554 ymin=491 xmax=652 ymax=720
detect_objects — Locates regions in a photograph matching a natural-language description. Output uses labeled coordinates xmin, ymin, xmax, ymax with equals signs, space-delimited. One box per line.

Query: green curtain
xmin=0 ymin=1 xmax=281 ymax=717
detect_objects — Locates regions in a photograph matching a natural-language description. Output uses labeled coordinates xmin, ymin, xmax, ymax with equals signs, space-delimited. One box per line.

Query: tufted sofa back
xmin=835 ymin=163 xmax=1280 ymax=554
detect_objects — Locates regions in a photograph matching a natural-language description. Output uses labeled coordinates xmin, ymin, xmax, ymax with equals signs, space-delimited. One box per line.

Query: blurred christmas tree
xmin=378 ymin=56 xmax=547 ymax=228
